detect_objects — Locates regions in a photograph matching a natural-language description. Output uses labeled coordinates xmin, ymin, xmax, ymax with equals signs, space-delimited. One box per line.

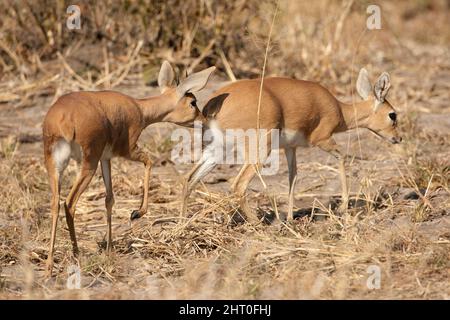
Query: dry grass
xmin=1 ymin=0 xmax=449 ymax=299
xmin=0 ymin=148 xmax=449 ymax=299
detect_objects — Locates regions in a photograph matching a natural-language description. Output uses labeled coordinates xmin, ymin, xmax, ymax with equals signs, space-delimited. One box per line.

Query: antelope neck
xmin=337 ymin=98 xmax=374 ymax=131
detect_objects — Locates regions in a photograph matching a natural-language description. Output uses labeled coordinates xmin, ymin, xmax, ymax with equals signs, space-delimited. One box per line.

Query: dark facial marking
xmin=389 ymin=112 xmax=397 ymax=122
xmin=185 ymin=92 xmax=197 ymax=109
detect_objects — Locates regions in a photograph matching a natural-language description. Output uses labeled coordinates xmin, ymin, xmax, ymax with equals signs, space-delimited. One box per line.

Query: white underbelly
xmin=279 ymin=129 xmax=309 ymax=148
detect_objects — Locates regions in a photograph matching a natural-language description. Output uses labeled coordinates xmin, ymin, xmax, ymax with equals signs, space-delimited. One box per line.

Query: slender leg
xmin=101 ymin=160 xmax=114 ymax=252
xmin=230 ymin=163 xmax=250 ymax=192
xmin=180 ymin=144 xmax=218 ymax=217
xmin=232 ymin=164 xmax=259 ymax=223
xmin=315 ymin=137 xmax=348 ymax=212
xmin=228 ymin=163 xmax=250 ymax=220
xmin=64 ymin=159 xmax=98 ymax=256
xmin=45 ymin=159 xmax=61 ymax=277
xmin=127 ymin=146 xmax=152 ymax=220
xmin=285 ymin=147 xmax=298 ymax=221
xmin=181 ymin=161 xmax=203 ymax=217
xmin=232 ymin=131 xmax=275 ymax=223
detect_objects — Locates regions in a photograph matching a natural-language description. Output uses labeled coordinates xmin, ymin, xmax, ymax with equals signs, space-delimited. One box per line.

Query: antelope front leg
xmin=128 ymin=146 xmax=153 ymax=220
xmin=315 ymin=138 xmax=349 ymax=212
xmin=101 ymin=160 xmax=114 ymax=252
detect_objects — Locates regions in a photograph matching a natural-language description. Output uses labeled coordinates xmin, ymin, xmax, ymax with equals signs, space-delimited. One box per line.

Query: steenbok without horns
xmin=43 ymin=61 xmax=215 ymax=276
xmin=182 ymin=68 xmax=401 ymax=222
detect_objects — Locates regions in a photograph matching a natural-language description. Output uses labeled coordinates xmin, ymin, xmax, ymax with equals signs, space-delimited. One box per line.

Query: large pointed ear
xmin=176 ymin=66 xmax=216 ymax=98
xmin=158 ymin=60 xmax=175 ymax=90
xmin=374 ymin=72 xmax=391 ymax=102
xmin=356 ymin=68 xmax=372 ymax=100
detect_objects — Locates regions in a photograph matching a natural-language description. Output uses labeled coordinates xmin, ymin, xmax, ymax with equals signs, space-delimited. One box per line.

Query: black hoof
xmin=130 ymin=210 xmax=141 ymax=220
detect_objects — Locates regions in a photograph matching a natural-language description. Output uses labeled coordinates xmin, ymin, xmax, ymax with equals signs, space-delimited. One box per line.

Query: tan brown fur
xmin=183 ymin=69 xmax=401 ymax=222
xmin=204 ymin=77 xmax=399 ymax=146
xmin=43 ymin=62 xmax=215 ymax=276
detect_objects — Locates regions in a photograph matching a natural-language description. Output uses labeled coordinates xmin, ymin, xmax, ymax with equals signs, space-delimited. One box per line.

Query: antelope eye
xmin=190 ymin=100 xmax=197 ymax=108
xmin=389 ymin=112 xmax=397 ymax=122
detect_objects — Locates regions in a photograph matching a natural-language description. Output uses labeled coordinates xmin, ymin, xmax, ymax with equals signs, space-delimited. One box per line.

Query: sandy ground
xmin=1 ymin=68 xmax=449 ymax=299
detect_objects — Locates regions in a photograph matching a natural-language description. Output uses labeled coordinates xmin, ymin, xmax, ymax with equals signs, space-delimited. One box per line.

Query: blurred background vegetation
xmin=1 ymin=0 xmax=449 ymax=89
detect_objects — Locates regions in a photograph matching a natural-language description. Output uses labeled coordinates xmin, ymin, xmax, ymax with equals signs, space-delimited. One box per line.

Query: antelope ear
xmin=356 ymin=68 xmax=372 ymax=100
xmin=374 ymin=72 xmax=391 ymax=102
xmin=176 ymin=66 xmax=216 ymax=98
xmin=158 ymin=60 xmax=175 ymax=90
